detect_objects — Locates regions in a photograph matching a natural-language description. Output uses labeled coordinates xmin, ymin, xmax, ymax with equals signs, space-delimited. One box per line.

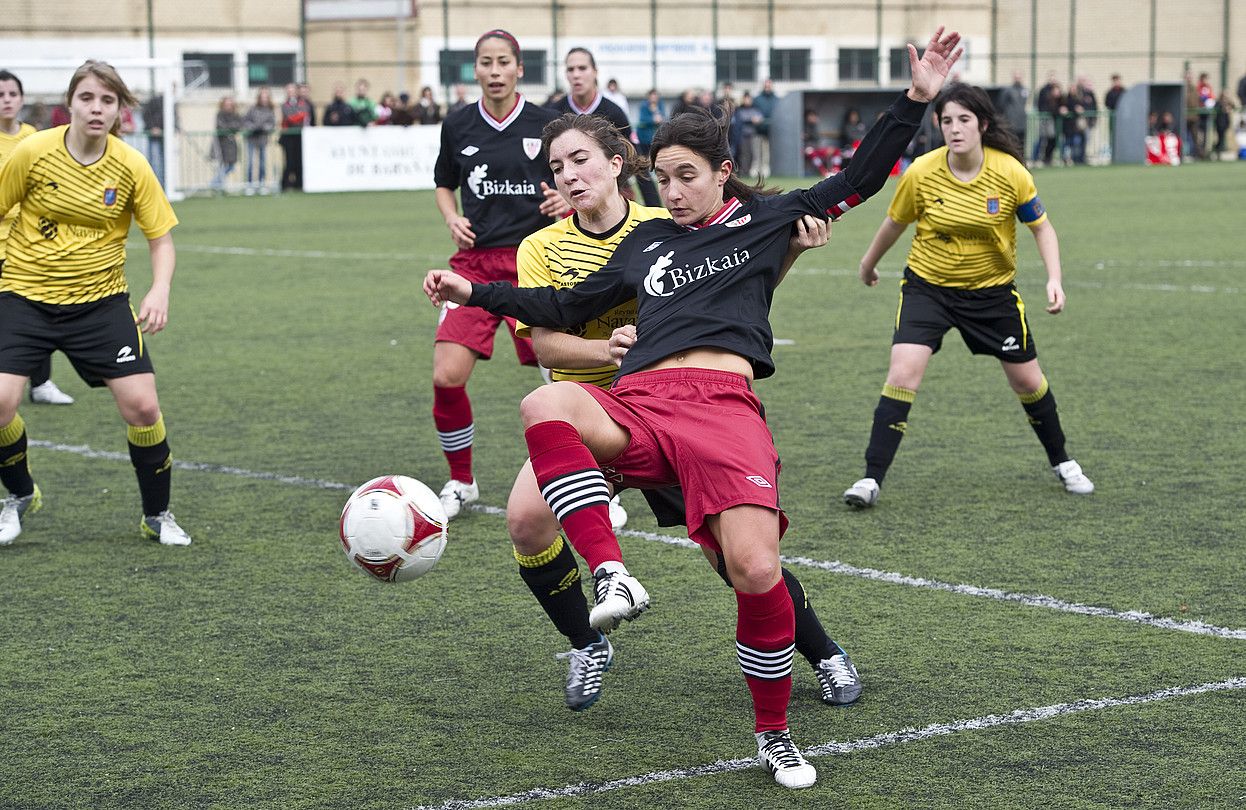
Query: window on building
xmin=439 ymin=50 xmax=476 ymax=87
xmin=248 ymin=53 xmax=297 ymax=87
xmin=183 ymin=52 xmax=233 ymax=89
xmin=716 ymin=49 xmax=758 ymax=85
xmin=519 ymin=50 xmax=546 ymax=86
xmin=768 ymin=49 xmax=810 ymax=83
xmin=838 ymin=48 xmax=878 ymax=82
xmin=889 ymin=47 xmax=912 ymax=82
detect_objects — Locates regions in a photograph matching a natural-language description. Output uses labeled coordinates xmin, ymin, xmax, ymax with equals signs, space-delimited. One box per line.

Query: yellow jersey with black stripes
xmin=0 ymin=126 xmax=178 ymax=304
xmin=0 ymin=122 xmax=37 ymax=251
xmin=516 ymin=199 xmax=671 ymax=389
xmin=888 ymin=146 xmax=1047 ymax=289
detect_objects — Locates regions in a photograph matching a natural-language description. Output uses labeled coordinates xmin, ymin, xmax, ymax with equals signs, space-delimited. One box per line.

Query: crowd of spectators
xmin=15 ymin=64 xmax=1246 ymax=196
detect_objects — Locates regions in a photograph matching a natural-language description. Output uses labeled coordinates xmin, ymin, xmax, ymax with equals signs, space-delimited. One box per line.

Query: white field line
xmin=411 ymin=676 xmax=1246 ymax=809
xmin=31 ymin=441 xmax=1246 ymax=642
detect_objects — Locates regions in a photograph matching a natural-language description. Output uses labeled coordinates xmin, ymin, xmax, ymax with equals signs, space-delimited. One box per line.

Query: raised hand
xmin=906 ymin=26 xmax=964 ymax=103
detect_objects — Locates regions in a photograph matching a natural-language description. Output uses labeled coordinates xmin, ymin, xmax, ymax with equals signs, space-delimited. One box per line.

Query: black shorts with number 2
xmin=0 ymin=292 xmax=155 ymax=386
xmin=892 ymin=267 xmax=1038 ymax=363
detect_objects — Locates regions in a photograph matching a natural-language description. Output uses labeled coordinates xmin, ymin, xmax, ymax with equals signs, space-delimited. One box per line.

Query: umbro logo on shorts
xmin=745 ymin=475 xmax=773 ymax=488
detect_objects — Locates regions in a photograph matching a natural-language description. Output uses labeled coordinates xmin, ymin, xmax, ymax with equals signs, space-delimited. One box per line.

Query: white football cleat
xmin=842 ymin=477 xmax=880 ymax=508
xmin=1053 ymin=460 xmax=1094 ymax=494
xmin=756 ymin=729 xmax=817 ymax=789
xmin=0 ymin=485 xmax=43 ymax=545
xmin=438 ymin=478 xmax=479 ymax=520
xmin=589 ymin=568 xmax=650 ymax=632
xmin=30 ymin=380 xmax=75 ymax=405
xmin=141 ymin=510 xmax=192 ymax=546
xmin=608 ymin=494 xmax=628 ymax=531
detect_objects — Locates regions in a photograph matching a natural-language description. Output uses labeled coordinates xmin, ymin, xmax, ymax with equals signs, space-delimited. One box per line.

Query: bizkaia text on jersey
xmin=642 ymin=246 xmax=752 ymax=298
xmin=465 ymin=163 xmax=537 ymax=201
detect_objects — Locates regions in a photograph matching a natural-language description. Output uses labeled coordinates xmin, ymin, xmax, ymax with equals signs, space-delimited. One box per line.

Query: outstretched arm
xmin=805 ymin=27 xmax=963 ymax=217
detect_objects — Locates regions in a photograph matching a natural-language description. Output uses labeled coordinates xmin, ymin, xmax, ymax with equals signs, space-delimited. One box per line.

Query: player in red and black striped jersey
xmin=552 ymin=48 xmax=661 ymax=208
xmin=427 ymin=27 xmax=963 ymax=791
xmin=428 ymin=29 xmax=571 ymax=521
xmin=0 ymin=61 xmax=191 ymax=546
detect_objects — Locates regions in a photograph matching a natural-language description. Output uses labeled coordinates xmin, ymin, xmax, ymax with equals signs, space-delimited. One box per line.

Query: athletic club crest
xmin=103 ymin=187 xmax=117 ymax=206
xmin=986 ymin=196 xmax=1000 ymax=215
xmin=522 ymin=138 xmax=541 ymax=160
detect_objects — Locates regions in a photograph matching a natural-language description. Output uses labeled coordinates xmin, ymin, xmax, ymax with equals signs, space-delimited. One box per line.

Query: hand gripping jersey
xmin=471 ymin=93 xmax=928 ymax=381
xmin=0 ymin=126 xmax=178 ymax=304
xmin=515 ymin=199 xmax=671 ymax=388
xmin=433 ymin=96 xmax=559 ymax=249
xmin=888 ymin=145 xmax=1048 ymax=289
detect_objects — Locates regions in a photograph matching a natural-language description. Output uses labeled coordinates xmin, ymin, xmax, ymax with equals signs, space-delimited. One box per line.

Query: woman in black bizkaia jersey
xmin=429 ymin=29 xmax=569 ymax=521
xmin=553 ymin=47 xmax=661 ymax=208
xmin=426 ymin=27 xmax=961 ymax=792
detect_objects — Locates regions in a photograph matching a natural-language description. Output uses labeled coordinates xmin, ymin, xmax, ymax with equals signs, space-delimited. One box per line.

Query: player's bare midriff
xmin=643 ymin=347 xmax=754 ymax=380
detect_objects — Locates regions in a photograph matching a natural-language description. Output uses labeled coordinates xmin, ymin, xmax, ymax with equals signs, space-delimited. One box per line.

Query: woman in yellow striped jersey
xmin=0 ymin=61 xmax=191 ymax=546
xmin=0 ymin=70 xmax=75 ymax=406
xmin=843 ymin=82 xmax=1093 ymax=509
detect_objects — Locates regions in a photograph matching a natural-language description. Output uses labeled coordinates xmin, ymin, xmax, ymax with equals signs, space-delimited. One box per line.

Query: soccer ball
xmin=339 ymin=475 xmax=448 ymax=582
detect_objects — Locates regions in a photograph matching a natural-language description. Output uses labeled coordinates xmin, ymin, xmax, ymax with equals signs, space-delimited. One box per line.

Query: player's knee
xmin=125 ymin=401 xmax=162 ymax=428
xmin=518 ymin=382 xmax=578 ymax=427
xmin=506 ymin=503 xmax=559 ymax=553
xmin=727 ymin=555 xmax=782 ymax=594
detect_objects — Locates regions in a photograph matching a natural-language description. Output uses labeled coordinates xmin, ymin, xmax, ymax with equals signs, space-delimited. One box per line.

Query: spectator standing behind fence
xmin=636 ymin=89 xmax=664 ymax=154
xmin=389 ymin=93 xmax=415 ymax=126
xmin=1184 ymin=70 xmax=1204 ymax=160
xmin=1212 ymin=90 xmax=1235 ymax=158
xmin=752 ymin=78 xmax=777 ymax=181
xmin=323 ymin=84 xmax=356 ymax=127
xmin=279 ymin=83 xmax=311 ymax=191
xmin=349 ymin=79 xmax=375 ymax=127
xmin=416 ymin=86 xmax=441 ymax=125
xmin=447 ymin=83 xmax=470 ymax=115
xmin=142 ymin=94 xmax=165 ymax=186
xmin=1033 ymin=72 xmax=1060 ymax=166
xmin=374 ymin=93 xmax=396 ymax=126
xmin=242 ymin=87 xmax=275 ymax=194
xmin=670 ymin=89 xmax=696 ymax=117
xmin=732 ymin=91 xmax=763 ymax=176
xmin=211 ymin=96 xmax=242 ymax=191
xmin=603 ymin=79 xmax=630 ymax=122
xmin=998 ymin=71 xmax=1028 ymax=149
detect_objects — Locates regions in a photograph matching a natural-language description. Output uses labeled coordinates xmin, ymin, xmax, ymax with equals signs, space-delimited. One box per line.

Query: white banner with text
xmin=301 ymin=125 xmax=441 ymax=193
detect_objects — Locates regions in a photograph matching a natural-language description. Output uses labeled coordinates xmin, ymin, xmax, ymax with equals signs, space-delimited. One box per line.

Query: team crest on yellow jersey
xmin=986 ymin=196 xmax=1000 ymax=215
xmin=103 ymin=187 xmax=118 ymax=206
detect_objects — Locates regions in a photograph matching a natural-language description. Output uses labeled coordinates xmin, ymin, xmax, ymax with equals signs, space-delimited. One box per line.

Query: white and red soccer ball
xmin=339 ymin=475 xmax=448 ymax=582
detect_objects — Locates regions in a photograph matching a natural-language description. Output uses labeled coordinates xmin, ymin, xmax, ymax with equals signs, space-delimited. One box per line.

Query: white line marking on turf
xmin=411 ymin=676 xmax=1246 ymax=809
xmin=786 ymin=266 xmax=1243 ymax=295
xmin=32 ymin=440 xmax=1246 ymax=642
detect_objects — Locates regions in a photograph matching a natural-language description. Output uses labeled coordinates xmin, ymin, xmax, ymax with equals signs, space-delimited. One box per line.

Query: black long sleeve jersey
xmin=469 ymin=93 xmax=928 ymax=381
xmin=433 ymin=96 xmax=559 ymax=248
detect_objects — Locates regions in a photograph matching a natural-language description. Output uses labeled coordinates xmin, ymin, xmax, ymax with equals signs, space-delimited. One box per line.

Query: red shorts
xmin=582 ymin=368 xmax=789 ymax=553
xmin=435 ymin=247 xmax=537 ymax=365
